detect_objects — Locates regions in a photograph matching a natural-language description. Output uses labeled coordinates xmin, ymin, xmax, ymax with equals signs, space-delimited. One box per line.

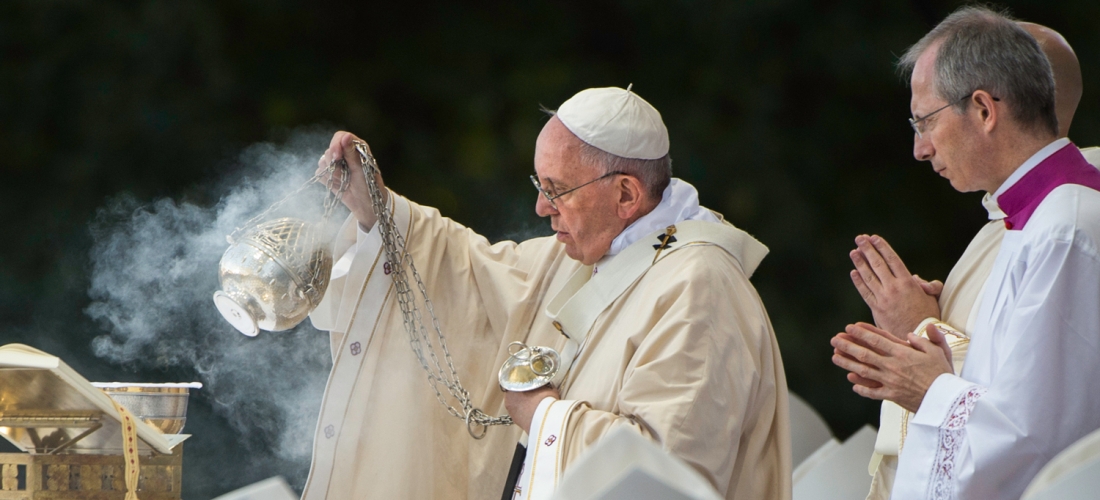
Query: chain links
xmin=351 ymin=140 xmax=513 ymax=438
xmin=228 ymin=161 xmax=348 ymax=244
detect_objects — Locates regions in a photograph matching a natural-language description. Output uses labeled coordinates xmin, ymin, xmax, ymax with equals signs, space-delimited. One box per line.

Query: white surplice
xmin=866 ymin=146 xmax=1100 ymax=499
xmin=892 ymin=141 xmax=1100 ymax=499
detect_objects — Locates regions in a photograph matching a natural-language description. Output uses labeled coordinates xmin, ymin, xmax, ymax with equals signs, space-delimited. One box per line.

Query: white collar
xmin=980 ymin=193 xmax=1006 ymax=221
xmin=601 ymin=178 xmax=719 ymax=261
xmin=991 ymin=137 xmax=1071 ymax=201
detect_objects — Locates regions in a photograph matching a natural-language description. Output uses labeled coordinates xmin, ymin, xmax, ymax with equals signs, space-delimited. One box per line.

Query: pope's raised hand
xmin=316 ymin=131 xmax=388 ymax=230
xmin=848 ymin=234 xmax=941 ymax=339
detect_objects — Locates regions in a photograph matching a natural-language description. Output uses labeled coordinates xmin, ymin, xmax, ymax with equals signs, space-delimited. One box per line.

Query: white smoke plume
xmin=85 ymin=129 xmax=343 ymax=489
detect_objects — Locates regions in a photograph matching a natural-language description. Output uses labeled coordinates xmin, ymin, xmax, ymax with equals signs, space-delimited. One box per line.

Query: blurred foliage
xmin=1 ymin=0 xmax=1099 ymax=497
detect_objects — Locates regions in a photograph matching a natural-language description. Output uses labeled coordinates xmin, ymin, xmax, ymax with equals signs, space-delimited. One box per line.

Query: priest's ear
xmin=614 ymin=174 xmax=649 ymax=220
xmin=971 ymin=90 xmax=1000 ymax=134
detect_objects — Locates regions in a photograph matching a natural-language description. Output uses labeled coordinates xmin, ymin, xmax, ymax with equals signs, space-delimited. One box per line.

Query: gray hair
xmin=578 ymin=142 xmax=671 ymax=200
xmin=542 ymin=107 xmax=672 ymax=200
xmin=898 ymin=6 xmax=1058 ymax=137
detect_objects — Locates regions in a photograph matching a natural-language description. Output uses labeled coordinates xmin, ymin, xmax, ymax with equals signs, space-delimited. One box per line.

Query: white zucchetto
xmin=556 ymin=85 xmax=670 ymax=160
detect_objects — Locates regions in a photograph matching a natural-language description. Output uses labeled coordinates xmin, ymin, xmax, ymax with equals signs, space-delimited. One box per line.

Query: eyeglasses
xmin=908 ymin=93 xmax=999 ymax=138
xmin=530 ymin=171 xmax=625 ymax=210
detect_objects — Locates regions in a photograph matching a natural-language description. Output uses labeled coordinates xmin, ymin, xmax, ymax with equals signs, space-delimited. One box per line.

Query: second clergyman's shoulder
xmin=1027 ymin=185 xmax=1100 ymax=252
xmin=1034 ymin=184 xmax=1100 ymax=221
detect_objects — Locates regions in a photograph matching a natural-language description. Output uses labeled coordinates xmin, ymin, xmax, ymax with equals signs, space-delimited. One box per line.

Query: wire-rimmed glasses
xmin=909 ymin=93 xmax=999 ymax=138
xmin=530 ymin=171 xmax=625 ymax=210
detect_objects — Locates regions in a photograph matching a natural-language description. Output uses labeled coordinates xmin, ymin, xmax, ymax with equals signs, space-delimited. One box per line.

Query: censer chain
xmin=227 ymin=160 xmax=351 ymax=245
xmin=351 ymin=140 xmax=513 ymax=437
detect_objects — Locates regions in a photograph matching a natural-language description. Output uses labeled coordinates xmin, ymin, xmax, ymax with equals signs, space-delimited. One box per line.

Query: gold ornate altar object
xmin=0 ymin=448 xmax=183 ymax=499
xmin=0 ymin=344 xmax=189 ymax=499
xmin=214 ymin=218 xmax=333 ymax=336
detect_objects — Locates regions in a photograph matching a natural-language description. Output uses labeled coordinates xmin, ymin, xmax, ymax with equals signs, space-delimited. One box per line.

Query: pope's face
xmin=910 ymin=45 xmax=989 ymax=193
xmin=533 ymin=117 xmax=625 ymax=265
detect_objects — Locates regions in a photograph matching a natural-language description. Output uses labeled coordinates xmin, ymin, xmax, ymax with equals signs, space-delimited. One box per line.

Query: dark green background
xmin=2 ymin=1 xmax=1097 ymax=497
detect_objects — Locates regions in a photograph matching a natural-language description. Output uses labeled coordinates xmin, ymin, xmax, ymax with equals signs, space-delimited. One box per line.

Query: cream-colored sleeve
xmin=309 ymin=213 xmax=360 ymax=333
xmin=560 ymin=245 xmax=790 ymax=500
xmin=397 ymin=196 xmax=564 ymax=338
xmin=309 ymin=190 xmax=570 ymax=422
xmin=313 ymin=191 xmax=559 ymax=334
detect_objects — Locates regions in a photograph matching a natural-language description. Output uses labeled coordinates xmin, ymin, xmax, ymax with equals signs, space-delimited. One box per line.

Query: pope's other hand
xmin=504 ymin=385 xmax=561 ymax=434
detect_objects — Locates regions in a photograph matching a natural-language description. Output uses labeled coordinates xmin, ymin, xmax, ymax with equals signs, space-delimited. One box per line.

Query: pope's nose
xmin=535 ymin=194 xmax=558 ymax=217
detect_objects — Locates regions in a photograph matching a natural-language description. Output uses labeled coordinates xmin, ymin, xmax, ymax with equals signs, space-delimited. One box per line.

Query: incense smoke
xmin=85 ymin=129 xmax=342 ymax=491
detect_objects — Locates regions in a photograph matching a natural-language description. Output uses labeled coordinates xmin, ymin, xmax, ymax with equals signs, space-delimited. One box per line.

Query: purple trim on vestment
xmin=998 ymin=144 xmax=1100 ymax=230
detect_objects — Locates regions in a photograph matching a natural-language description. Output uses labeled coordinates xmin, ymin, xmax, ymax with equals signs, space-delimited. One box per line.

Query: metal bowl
xmin=92 ymin=382 xmax=202 ymax=435
xmin=498 ymin=342 xmax=560 ymax=392
xmin=214 ymin=217 xmax=333 ymax=336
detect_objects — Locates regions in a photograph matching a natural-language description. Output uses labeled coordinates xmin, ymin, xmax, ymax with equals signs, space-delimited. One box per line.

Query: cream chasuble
xmin=512 ymin=220 xmax=789 ymax=500
xmin=865 ymin=146 xmax=1100 ymax=499
xmin=301 ymin=190 xmax=791 ymax=500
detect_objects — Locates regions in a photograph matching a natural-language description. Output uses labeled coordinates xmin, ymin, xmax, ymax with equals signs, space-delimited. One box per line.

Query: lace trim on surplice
xmin=929 ymin=385 xmax=987 ymax=500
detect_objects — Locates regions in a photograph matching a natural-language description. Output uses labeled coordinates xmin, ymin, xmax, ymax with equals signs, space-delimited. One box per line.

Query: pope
xmin=300 ymin=86 xmax=791 ymax=500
